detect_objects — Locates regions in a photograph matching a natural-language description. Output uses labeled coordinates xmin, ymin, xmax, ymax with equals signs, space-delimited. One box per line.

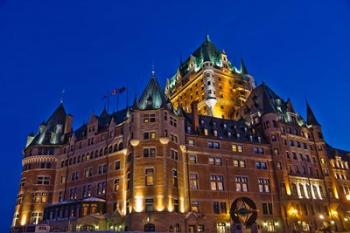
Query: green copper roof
xmin=243 ymin=83 xmax=305 ymax=126
xmin=137 ymin=73 xmax=167 ymax=110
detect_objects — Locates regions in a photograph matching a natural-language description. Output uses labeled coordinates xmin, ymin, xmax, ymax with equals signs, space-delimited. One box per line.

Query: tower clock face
xmin=230 ymin=197 xmax=258 ymax=226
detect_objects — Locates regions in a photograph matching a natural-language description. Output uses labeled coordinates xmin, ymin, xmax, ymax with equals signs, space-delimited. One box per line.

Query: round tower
xmin=203 ymin=61 xmax=217 ymax=116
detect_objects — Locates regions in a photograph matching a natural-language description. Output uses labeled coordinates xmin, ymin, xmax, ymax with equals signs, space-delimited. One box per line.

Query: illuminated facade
xmin=12 ymin=37 xmax=350 ymax=233
xmin=165 ymin=35 xmax=255 ymax=119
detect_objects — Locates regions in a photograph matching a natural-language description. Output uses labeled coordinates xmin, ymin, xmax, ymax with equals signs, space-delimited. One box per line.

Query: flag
xmin=112 ymin=87 xmax=126 ymax=95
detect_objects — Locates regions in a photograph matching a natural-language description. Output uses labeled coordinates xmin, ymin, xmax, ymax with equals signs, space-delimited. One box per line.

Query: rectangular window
xmin=85 ymin=168 xmax=93 ymax=178
xmin=37 ymin=176 xmax=50 ymax=185
xmin=98 ymin=164 xmax=107 ymax=175
xmin=145 ymin=198 xmax=154 ymax=212
xmin=213 ymin=201 xmax=227 ymax=214
xmin=71 ymin=171 xmax=80 ymax=181
xmin=174 ymin=199 xmax=179 ymax=212
xmin=233 ymin=159 xmax=246 ymax=168
xmin=172 ymin=169 xmax=178 ymax=187
xmin=262 ymin=203 xmax=273 ymax=215
xmin=143 ymin=147 xmax=156 ymax=157
xmin=170 ymin=117 xmax=177 ymax=127
xmin=209 ymin=157 xmax=222 ymax=166
xmin=232 ymin=144 xmax=243 ymax=152
xmin=97 ymin=182 xmax=106 ymax=195
xmin=255 ymin=161 xmax=267 ymax=169
xmin=208 ymin=141 xmax=220 ymax=149
xmin=170 ymin=149 xmax=178 ymax=160
xmin=171 ymin=134 xmax=178 ymax=143
xmin=115 ymin=160 xmax=121 ymax=170
xmin=114 ymin=178 xmax=120 ymax=191
xmin=190 ymin=173 xmax=199 ymax=190
xmin=254 ymin=147 xmax=264 ymax=154
xmin=143 ymin=131 xmax=157 ymax=140
xmin=258 ymin=178 xmax=270 ymax=193
xmin=143 ymin=114 xmax=156 ymax=123
xmin=145 ymin=168 xmax=154 ymax=186
xmin=188 ymin=154 xmax=197 ymax=164
xmin=82 ymin=185 xmax=92 ymax=198
xmin=210 ymin=175 xmax=224 ymax=191
xmin=191 ymin=201 xmax=200 ymax=212
xmin=188 ymin=139 xmax=195 ymax=146
xmin=197 ymin=225 xmax=205 ymax=232
xmin=235 ymin=176 xmax=249 ymax=192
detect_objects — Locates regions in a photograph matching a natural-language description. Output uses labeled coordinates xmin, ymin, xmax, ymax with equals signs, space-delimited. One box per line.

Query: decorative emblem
xmin=230 ymin=197 xmax=258 ymax=226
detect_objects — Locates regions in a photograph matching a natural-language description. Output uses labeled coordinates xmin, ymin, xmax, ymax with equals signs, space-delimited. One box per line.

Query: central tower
xmin=165 ymin=35 xmax=255 ymax=119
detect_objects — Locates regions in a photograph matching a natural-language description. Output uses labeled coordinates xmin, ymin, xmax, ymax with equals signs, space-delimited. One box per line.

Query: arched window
xmin=113 ymin=144 xmax=118 ymax=152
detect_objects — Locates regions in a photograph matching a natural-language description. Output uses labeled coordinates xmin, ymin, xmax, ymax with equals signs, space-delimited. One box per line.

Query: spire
xmin=240 ymin=58 xmax=248 ymax=74
xmin=306 ymin=101 xmax=321 ymax=126
xmin=151 ymin=63 xmax=156 ymax=79
xmin=137 ymin=72 xmax=166 ymax=110
xmin=205 ymin=34 xmax=211 ymax=43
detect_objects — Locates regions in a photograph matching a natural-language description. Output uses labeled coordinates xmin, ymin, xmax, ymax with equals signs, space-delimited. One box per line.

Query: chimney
xmin=64 ymin=114 xmax=73 ymax=134
xmin=191 ymin=101 xmax=199 ymax=132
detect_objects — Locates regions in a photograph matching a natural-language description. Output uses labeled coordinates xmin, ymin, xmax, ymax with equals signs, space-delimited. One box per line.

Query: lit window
xmin=190 ymin=173 xmax=199 ymax=190
xmin=143 ymin=131 xmax=157 ymax=140
xmin=233 ymin=159 xmax=246 ymax=168
xmin=210 ymin=175 xmax=224 ymax=191
xmin=258 ymin=178 xmax=270 ymax=193
xmin=145 ymin=168 xmax=154 ymax=186
xmin=209 ymin=157 xmax=222 ymax=166
xmin=188 ymin=154 xmax=197 ymax=164
xmin=235 ymin=176 xmax=248 ymax=192
xmin=114 ymin=179 xmax=120 ymax=191
xmin=191 ymin=201 xmax=200 ymax=212
xmin=143 ymin=114 xmax=156 ymax=123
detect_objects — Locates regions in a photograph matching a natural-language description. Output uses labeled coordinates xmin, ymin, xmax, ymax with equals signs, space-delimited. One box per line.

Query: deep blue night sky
xmin=1 ymin=0 xmax=350 ymax=231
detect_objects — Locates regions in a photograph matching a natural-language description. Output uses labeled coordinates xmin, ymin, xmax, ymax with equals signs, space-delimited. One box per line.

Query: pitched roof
xmin=74 ymin=108 xmax=128 ymax=141
xmin=28 ymin=103 xmax=68 ymax=146
xmin=184 ymin=113 xmax=266 ymax=144
xmin=326 ymin=144 xmax=350 ymax=162
xmin=137 ymin=73 xmax=167 ymax=110
xmin=306 ymin=102 xmax=321 ymax=126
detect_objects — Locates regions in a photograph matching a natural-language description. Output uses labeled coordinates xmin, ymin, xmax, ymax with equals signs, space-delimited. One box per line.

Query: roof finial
xmin=60 ymin=89 xmax=65 ymax=103
xmin=151 ymin=62 xmax=156 ymax=78
xmin=205 ymin=34 xmax=211 ymax=42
